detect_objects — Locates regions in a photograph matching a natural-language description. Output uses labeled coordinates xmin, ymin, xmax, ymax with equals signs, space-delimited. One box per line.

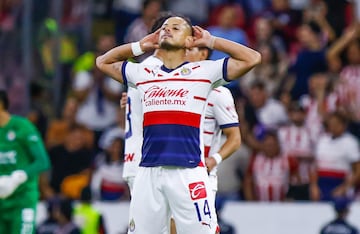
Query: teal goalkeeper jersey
xmin=0 ymin=115 xmax=50 ymax=209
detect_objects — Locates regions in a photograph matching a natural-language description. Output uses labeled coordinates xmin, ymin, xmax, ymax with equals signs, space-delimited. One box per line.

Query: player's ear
xmin=184 ymin=36 xmax=194 ymax=48
xmin=200 ymin=49 xmax=208 ymax=60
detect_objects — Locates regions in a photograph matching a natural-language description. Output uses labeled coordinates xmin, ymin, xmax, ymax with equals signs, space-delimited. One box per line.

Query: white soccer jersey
xmin=315 ymin=133 xmax=360 ymax=178
xmin=122 ymin=58 xmax=229 ymax=168
xmin=123 ymin=56 xmax=163 ymax=179
xmin=203 ymin=86 xmax=239 ymax=172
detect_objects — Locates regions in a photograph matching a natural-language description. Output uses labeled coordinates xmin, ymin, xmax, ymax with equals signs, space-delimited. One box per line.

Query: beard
xmin=160 ymin=41 xmax=184 ymax=51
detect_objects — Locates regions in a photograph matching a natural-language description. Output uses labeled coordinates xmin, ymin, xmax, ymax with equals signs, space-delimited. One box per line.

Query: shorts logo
xmin=129 ymin=218 xmax=135 ymax=232
xmin=188 ymin=181 xmax=207 ymax=200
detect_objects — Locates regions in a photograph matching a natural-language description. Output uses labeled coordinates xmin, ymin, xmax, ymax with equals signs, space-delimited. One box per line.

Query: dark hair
xmin=158 ymin=13 xmax=194 ymax=36
xmin=327 ymin=111 xmax=349 ymax=126
xmin=80 ymin=186 xmax=92 ymax=202
xmin=198 ymin=47 xmax=213 ymax=59
xmin=150 ymin=11 xmax=177 ymax=33
xmin=0 ymin=90 xmax=9 ymax=110
xmin=58 ymin=198 xmax=74 ymax=221
xmin=143 ymin=0 xmax=162 ymax=10
xmin=306 ymin=20 xmax=322 ymax=36
xmin=250 ymin=80 xmax=266 ymax=90
xmin=288 ymin=101 xmax=305 ymax=112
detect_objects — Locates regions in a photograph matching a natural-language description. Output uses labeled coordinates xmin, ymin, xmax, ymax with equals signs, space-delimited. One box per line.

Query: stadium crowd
xmin=1 ymin=0 xmax=360 ymax=233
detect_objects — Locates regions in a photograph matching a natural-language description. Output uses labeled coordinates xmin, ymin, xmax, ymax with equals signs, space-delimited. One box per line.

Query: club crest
xmin=180 ymin=67 xmax=191 ymax=76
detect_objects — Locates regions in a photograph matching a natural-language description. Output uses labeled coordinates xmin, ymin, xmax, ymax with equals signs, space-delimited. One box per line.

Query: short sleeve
xmin=199 ymin=58 xmax=230 ymax=88
xmin=73 ymin=71 xmax=92 ymax=90
xmin=211 ymin=88 xmax=239 ymax=128
xmin=121 ymin=61 xmax=145 ymax=86
xmin=346 ymin=136 xmax=360 ymax=163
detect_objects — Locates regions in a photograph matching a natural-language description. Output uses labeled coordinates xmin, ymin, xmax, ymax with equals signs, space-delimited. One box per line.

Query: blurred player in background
xmin=96 ymin=15 xmax=261 ymax=234
xmin=0 ymin=90 xmax=50 ymax=234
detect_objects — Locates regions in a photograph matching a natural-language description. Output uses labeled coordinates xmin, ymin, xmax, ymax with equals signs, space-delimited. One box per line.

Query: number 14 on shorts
xmin=188 ymin=181 xmax=212 ymax=222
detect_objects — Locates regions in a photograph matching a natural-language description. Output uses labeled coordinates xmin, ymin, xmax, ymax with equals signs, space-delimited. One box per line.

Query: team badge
xmin=7 ymin=131 xmax=15 ymax=141
xmin=129 ymin=218 xmax=135 ymax=232
xmin=180 ymin=67 xmax=191 ymax=76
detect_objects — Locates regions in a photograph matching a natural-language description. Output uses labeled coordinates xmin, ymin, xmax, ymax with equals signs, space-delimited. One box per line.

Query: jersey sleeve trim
xmin=222 ymin=57 xmax=230 ymax=82
xmin=121 ymin=61 xmax=128 ymax=86
xmin=220 ymin=123 xmax=240 ymax=129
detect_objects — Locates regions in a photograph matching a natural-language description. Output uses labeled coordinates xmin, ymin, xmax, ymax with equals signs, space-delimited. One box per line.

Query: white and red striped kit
xmin=122 ymin=58 xmax=229 ymax=234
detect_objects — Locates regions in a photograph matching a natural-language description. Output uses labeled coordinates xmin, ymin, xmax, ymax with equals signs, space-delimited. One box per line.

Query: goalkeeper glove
xmin=0 ymin=170 xmax=27 ymax=199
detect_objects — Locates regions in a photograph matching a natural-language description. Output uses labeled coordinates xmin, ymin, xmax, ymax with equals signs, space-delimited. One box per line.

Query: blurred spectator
xmin=258 ymin=0 xmax=302 ymax=48
xmin=166 ymin=0 xmax=209 ymax=26
xmin=112 ymin=0 xmax=143 ymax=44
xmin=302 ymin=0 xmax=336 ymax=43
xmin=207 ymin=2 xmax=246 ymax=29
xmin=241 ymin=81 xmax=288 ymax=152
xmin=242 ymin=43 xmax=288 ymax=97
xmin=323 ymin=0 xmax=353 ymax=38
xmin=52 ymin=198 xmax=81 ymax=234
xmin=251 ymin=16 xmax=287 ymax=60
xmin=246 ymin=80 xmax=288 ymax=130
xmin=38 ymin=17 xmax=78 ymax=78
xmin=278 ymin=102 xmax=314 ymax=200
xmin=73 ymin=34 xmax=116 ymax=74
xmin=238 ymin=0 xmax=271 ymax=18
xmin=311 ymin=112 xmax=360 ymax=201
xmin=47 ymin=124 xmax=95 ymax=199
xmin=207 ymin=5 xmax=248 ymax=61
xmin=27 ymin=81 xmax=49 ymax=138
xmin=123 ymin=0 xmax=162 ymax=62
xmin=244 ymin=130 xmax=299 ymax=201
xmin=0 ymin=0 xmax=21 ymax=32
xmin=328 ymin=24 xmax=360 ymax=139
xmin=288 ymin=21 xmax=328 ymax=100
xmin=72 ymin=57 xmax=123 ymax=148
xmin=91 ymin=133 xmax=129 ymax=201
xmin=74 ymin=187 xmax=107 ymax=234
xmin=46 ymin=96 xmax=94 ymax=150
xmin=320 ymin=197 xmax=359 ymax=234
xmin=299 ymin=73 xmax=339 ymax=144
xmin=36 ymin=197 xmax=61 ymax=234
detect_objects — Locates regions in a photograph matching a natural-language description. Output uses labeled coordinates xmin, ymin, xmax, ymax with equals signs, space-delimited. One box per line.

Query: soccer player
xmin=96 ymin=16 xmax=261 ymax=234
xmin=0 ymin=90 xmax=50 ymax=234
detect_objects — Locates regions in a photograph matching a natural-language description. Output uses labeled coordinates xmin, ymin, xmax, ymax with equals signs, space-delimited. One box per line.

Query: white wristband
xmin=209 ymin=36 xmax=217 ymax=50
xmin=211 ymin=153 xmax=222 ymax=165
xmin=131 ymin=41 xmax=144 ymax=56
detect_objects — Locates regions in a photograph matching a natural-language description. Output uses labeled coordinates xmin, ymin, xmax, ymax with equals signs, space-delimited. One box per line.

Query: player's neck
xmin=162 ymin=50 xmax=186 ymax=69
xmin=0 ymin=111 xmax=10 ymax=127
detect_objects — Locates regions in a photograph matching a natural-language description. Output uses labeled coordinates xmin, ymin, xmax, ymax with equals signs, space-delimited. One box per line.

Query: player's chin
xmin=160 ymin=41 xmax=183 ymax=50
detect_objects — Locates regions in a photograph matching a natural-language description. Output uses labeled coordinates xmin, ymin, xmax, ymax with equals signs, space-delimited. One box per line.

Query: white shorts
xmin=124 ymin=176 xmax=135 ymax=195
xmin=128 ymin=166 xmax=218 ymax=234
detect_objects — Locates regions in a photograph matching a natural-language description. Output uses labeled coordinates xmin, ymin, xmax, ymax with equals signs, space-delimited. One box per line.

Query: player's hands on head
xmin=140 ymin=28 xmax=160 ymax=52
xmin=189 ymin=26 xmax=213 ymax=49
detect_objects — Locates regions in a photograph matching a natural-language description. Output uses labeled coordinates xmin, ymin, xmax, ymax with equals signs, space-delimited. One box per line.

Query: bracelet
xmin=211 ymin=153 xmax=223 ymax=165
xmin=209 ymin=36 xmax=216 ymax=50
xmin=131 ymin=41 xmax=144 ymax=56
